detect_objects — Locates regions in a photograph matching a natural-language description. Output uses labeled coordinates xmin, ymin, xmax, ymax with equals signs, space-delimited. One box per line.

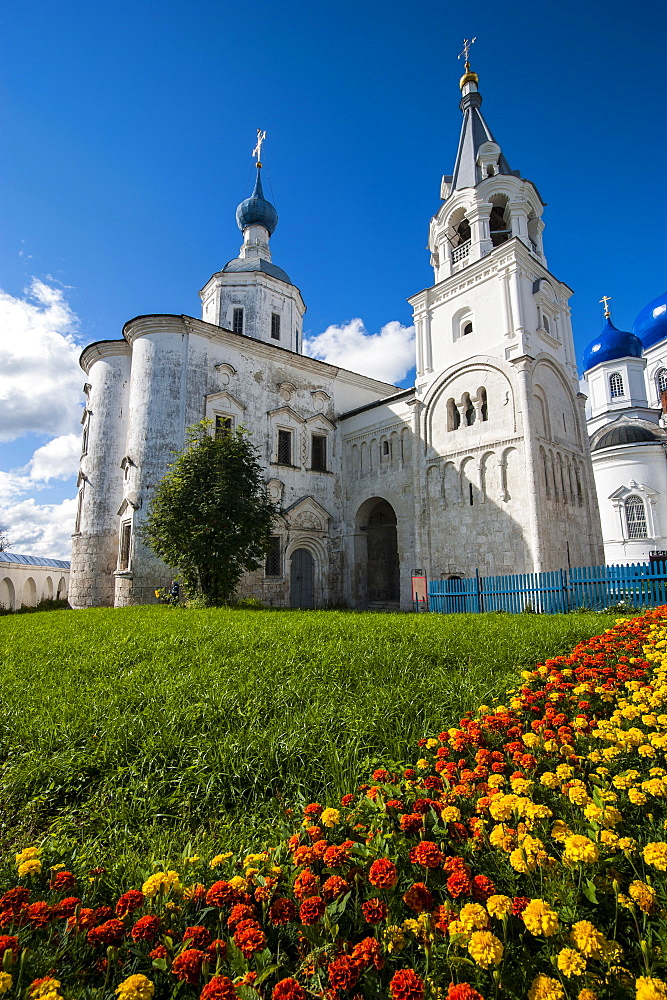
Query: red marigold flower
xmin=351 ymin=935 xmax=384 ymax=970
xmin=369 ymin=858 xmax=397 ymax=888
xmin=26 ymin=902 xmax=51 ymax=926
xmin=183 ymin=924 xmax=212 ymax=948
xmin=234 ymin=919 xmax=266 ymax=957
xmin=131 ymin=914 xmax=160 ymax=941
xmin=389 ymin=968 xmax=425 ymax=1000
xmin=0 ymin=887 xmax=29 ymax=911
xmin=94 ymin=906 xmax=115 ymax=922
xmin=87 ymin=917 xmax=125 ymax=947
xmin=227 ymin=903 xmax=256 ymax=931
xmin=149 ymin=944 xmax=168 ymax=960
xmin=299 ymin=896 xmax=326 ymax=925
xmin=115 ymin=889 xmax=145 ymax=917
xmin=512 ymin=896 xmax=531 ymax=916
xmin=472 ymin=875 xmax=496 ymax=901
xmin=447 ymin=983 xmax=484 ymax=1000
xmin=272 ymin=978 xmax=306 ymax=1000
xmin=50 ymin=870 xmax=75 ymax=891
xmin=269 ymin=897 xmax=296 ymax=924
xmin=404 ymin=769 xmax=416 ymax=779
xmin=448 ymin=822 xmax=469 ymax=842
xmin=433 ymin=904 xmax=454 ymax=934
xmin=294 ymin=870 xmax=320 ymax=899
xmin=446 ymin=871 xmax=471 ymax=898
xmin=206 ymin=938 xmax=227 ymax=962
xmin=386 ymin=798 xmax=405 ymax=810
xmin=409 ymin=841 xmax=444 ymax=868
xmin=322 ymin=876 xmax=349 ymax=900
xmin=293 ymin=846 xmax=315 ymax=866
xmin=52 ymin=896 xmax=81 ymax=918
xmin=423 ymin=776 xmax=443 ymax=791
xmin=402 ymin=882 xmax=433 ymax=913
xmin=304 ymin=803 xmax=323 ymax=817
xmin=171 ymin=947 xmax=205 ymax=984
xmin=0 ymin=935 xmax=18 ymax=959
xmin=328 ymin=955 xmax=361 ymax=991
xmin=206 ymin=880 xmax=237 ymax=907
xmin=399 ymin=813 xmax=423 ymax=834
xmin=323 ymin=845 xmax=349 ymax=868
xmin=412 ymin=798 xmax=442 ymax=815
xmin=372 ymin=768 xmax=392 ymax=782
xmin=361 ymin=897 xmax=388 ymax=924
xmin=306 ymin=825 xmax=322 ymax=841
xmin=341 ymin=794 xmax=355 ymax=807
xmin=201 ymin=976 xmax=237 ymax=1000
xmin=68 ymin=907 xmax=97 ymax=932
xmin=443 ymin=856 xmax=468 ymax=873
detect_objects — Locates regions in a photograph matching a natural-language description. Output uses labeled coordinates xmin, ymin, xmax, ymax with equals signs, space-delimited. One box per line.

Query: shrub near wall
xmin=3 ymin=611 xmax=667 ymax=999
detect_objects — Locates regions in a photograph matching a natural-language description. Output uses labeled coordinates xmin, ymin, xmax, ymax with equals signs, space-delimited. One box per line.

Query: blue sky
xmin=1 ymin=0 xmax=666 ymax=556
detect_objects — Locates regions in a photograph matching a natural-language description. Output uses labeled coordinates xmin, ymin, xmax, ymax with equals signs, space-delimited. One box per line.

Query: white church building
xmin=69 ymin=62 xmax=604 ymax=610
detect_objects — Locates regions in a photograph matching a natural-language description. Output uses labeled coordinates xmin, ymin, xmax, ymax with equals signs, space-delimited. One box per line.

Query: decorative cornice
xmin=79 ymin=339 xmax=131 ymax=374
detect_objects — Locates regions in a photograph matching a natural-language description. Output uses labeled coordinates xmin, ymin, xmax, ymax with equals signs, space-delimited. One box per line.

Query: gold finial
xmin=600 ymin=294 xmax=612 ymax=319
xmin=458 ymin=37 xmax=478 ymax=89
xmin=252 ymin=129 xmax=266 ymax=168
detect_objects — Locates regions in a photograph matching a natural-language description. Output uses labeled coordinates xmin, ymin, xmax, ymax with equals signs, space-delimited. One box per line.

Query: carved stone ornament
xmin=293 ymin=513 xmax=323 ymax=531
xmin=278 ymin=381 xmax=297 ymax=402
xmin=266 ymin=478 xmax=284 ymax=503
xmin=214 ymin=363 xmax=237 ymax=387
xmin=311 ymin=389 xmax=331 ymax=412
xmin=284 ymin=496 xmax=331 ymax=534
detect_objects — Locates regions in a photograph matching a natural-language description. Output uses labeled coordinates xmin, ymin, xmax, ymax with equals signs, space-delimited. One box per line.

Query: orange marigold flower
xmin=0 ymin=936 xmax=18 ymax=960
xmin=0 ymin=888 xmax=29 ymax=911
xmin=294 ymin=870 xmax=320 ymax=899
xmin=299 ymin=896 xmax=326 ymax=925
xmin=362 ymin=897 xmax=388 ymax=924
xmin=323 ymin=845 xmax=350 ymax=868
xmin=341 ymin=794 xmax=355 ymax=807
xmin=148 ymin=944 xmax=167 ymax=961
xmin=328 ymin=956 xmax=361 ymax=991
xmin=201 ymin=976 xmax=237 ymax=1000
xmin=472 ymin=875 xmax=496 ymax=902
xmin=389 ymin=968 xmax=425 ymax=1000
xmin=269 ymin=898 xmax=296 ymax=924
xmin=68 ymin=907 xmax=97 ymax=932
xmin=171 ymin=948 xmax=205 ymax=984
xmin=447 ymin=985 xmax=484 ymax=1000
xmin=206 ymin=881 xmax=237 ymax=907
xmin=409 ymin=841 xmax=444 ymax=868
xmin=25 ymin=902 xmax=51 ymax=926
xmin=87 ymin=918 xmax=125 ymax=947
xmin=206 ymin=937 xmax=227 ymax=962
xmin=403 ymin=882 xmax=434 ymax=913
xmin=52 ymin=896 xmax=80 ymax=918
xmin=323 ymin=876 xmax=349 ymax=900
xmin=369 ymin=858 xmax=398 ymax=888
xmin=351 ymin=935 xmax=384 ymax=970
xmin=183 ymin=925 xmax=212 ymax=949
xmin=304 ymin=803 xmax=323 ymax=817
xmin=50 ymin=870 xmax=75 ymax=892
xmin=272 ymin=978 xmax=306 ymax=1000
xmin=400 ymin=813 xmax=424 ymax=834
xmin=115 ymin=890 xmax=145 ymax=917
xmin=131 ymin=915 xmax=160 ymax=941
xmin=234 ymin=919 xmax=267 ymax=956
xmin=446 ymin=871 xmax=471 ymax=898
xmin=227 ymin=904 xmax=256 ymax=931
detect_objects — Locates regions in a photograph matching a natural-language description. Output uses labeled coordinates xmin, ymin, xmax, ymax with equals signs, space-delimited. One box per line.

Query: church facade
xmin=68 ymin=65 xmax=604 ymax=611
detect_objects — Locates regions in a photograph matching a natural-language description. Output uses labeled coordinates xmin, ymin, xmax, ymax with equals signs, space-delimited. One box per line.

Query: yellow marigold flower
xmin=523 ymin=733 xmax=540 ymax=748
xmin=556 ymin=764 xmax=574 ymax=780
xmin=570 ymin=920 xmax=605 ymax=958
xmin=489 ymin=794 xmax=518 ymax=821
xmin=564 ymin=835 xmax=599 ymax=864
xmin=487 ymin=774 xmax=505 ymax=788
xmin=403 ymin=918 xmax=421 ymax=934
xmin=600 ymin=830 xmax=619 ymax=848
xmin=557 ymin=947 xmax=587 ymax=977
xmin=618 ymin=837 xmax=638 ymax=853
xmin=525 ymin=802 xmax=552 ymax=821
xmin=30 ymin=980 xmax=62 ymax=999
xmin=638 ymin=744 xmax=657 ymax=758
xmin=511 ymin=778 xmax=533 ymax=794
xmin=568 ymin=785 xmax=591 ymax=806
xmin=636 ymin=977 xmax=667 ymax=1000
xmin=642 ymin=778 xmax=667 ymax=797
xmin=528 ymin=974 xmax=564 ymax=1000
xmin=320 ymin=808 xmax=340 ymax=827
xmin=442 ymin=806 xmax=461 ymax=822
xmin=228 ymin=876 xmax=248 ymax=891
xmin=115 ymin=975 xmax=155 ymax=1000
xmin=181 ymin=883 xmax=205 ymax=901
xmin=447 ymin=919 xmax=468 ymax=939
xmin=209 ymin=852 xmax=233 ymax=868
xmin=142 ymin=870 xmax=181 ymax=898
xmin=18 ymin=859 xmax=41 ymax=877
xmin=458 ymin=903 xmax=489 ymax=931
xmin=15 ymin=846 xmax=41 ymax=865
xmin=551 ymin=819 xmax=573 ymax=843
xmin=486 ymin=894 xmax=512 ymax=918
xmin=489 ymin=824 xmax=515 ymax=852
xmin=578 ymin=990 xmax=597 ymax=1000
xmin=522 ymin=899 xmax=560 ymax=936
xmin=0 ymin=974 xmax=11 ymax=995
xmin=629 ymin=881 xmax=656 ymax=913
xmin=540 ymin=771 xmax=559 ymax=788
xmin=383 ymin=925 xmax=405 ymax=953
xmin=416 ymin=758 xmax=429 ymax=770
xmin=509 ymin=835 xmax=547 ymax=873
xmin=629 ymin=789 xmax=648 ymax=806
xmin=467 ymin=930 xmax=503 ymax=968
xmin=643 ymin=842 xmax=667 ymax=870
xmin=426 ymin=738 xmax=439 ymax=749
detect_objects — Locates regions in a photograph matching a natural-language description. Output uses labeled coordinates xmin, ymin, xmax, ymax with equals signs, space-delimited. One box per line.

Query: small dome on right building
xmin=581 ymin=317 xmax=643 ymax=372
xmin=633 ymin=290 xmax=667 ymax=351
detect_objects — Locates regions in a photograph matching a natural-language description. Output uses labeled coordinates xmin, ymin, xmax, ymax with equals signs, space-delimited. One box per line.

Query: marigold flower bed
xmin=4 ymin=609 xmax=667 ymax=999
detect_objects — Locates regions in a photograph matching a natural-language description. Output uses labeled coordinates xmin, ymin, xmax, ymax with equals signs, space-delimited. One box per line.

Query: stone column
xmin=467 ymin=203 xmax=492 ymax=262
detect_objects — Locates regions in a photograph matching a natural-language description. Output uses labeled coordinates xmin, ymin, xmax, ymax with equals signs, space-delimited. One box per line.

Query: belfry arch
xmin=354 ymin=497 xmax=400 ymax=608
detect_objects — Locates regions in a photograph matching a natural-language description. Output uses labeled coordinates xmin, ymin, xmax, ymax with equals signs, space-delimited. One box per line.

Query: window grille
xmin=656 ymin=368 xmax=667 ymax=396
xmin=215 ymin=415 xmax=232 ymax=439
xmin=265 ymin=536 xmax=281 ymax=577
xmin=118 ymin=521 xmax=132 ymax=570
xmin=277 ymin=429 xmax=292 ymax=465
xmin=232 ymin=308 xmax=244 ymax=335
xmin=271 ymin=313 xmax=281 ymax=340
xmin=625 ymin=496 xmax=648 ymax=539
xmin=311 ymin=435 xmax=327 ymax=471
xmin=609 ymin=372 xmax=624 ymax=398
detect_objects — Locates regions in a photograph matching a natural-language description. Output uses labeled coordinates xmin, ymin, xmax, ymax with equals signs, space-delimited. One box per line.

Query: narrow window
xmin=543 ymin=313 xmax=550 ymax=334
xmin=311 ymin=435 xmax=327 ymax=472
xmin=447 ymin=398 xmax=460 ymax=431
xmin=277 ymin=429 xmax=292 ymax=465
xmin=81 ymin=415 xmax=89 ymax=457
xmin=382 ymin=440 xmax=390 ymax=456
xmin=479 ymin=387 xmax=488 ymax=421
xmin=75 ymin=488 xmax=84 ymax=533
xmin=265 ymin=536 xmax=282 ymax=577
xmin=232 ymin=308 xmax=244 ymax=335
xmin=463 ymin=321 xmax=473 ymax=336
xmin=469 ymin=483 xmax=474 ymax=506
xmin=118 ymin=521 xmax=132 ymax=571
xmin=271 ymin=313 xmax=281 ymax=340
xmin=215 ymin=415 xmax=233 ymax=439
xmin=463 ymin=393 xmax=475 ymax=426
xmin=609 ymin=372 xmax=624 ymax=398
xmin=625 ymin=496 xmax=648 ymax=539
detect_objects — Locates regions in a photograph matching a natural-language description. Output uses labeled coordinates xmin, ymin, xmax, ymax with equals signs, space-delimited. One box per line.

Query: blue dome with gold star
xmin=236 ymin=169 xmax=278 ymax=235
xmin=632 ymin=291 xmax=667 ymax=351
xmin=582 ymin=317 xmax=643 ymax=373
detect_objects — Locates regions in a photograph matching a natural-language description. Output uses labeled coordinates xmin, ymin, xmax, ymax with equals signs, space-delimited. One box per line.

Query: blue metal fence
xmin=428 ymin=561 xmax=667 ymax=614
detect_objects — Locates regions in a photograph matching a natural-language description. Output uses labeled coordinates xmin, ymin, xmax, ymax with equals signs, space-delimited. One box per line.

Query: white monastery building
xmin=69 ymin=62 xmax=604 ymax=611
xmin=0 ymin=552 xmax=69 ymax=611
xmin=582 ymin=292 xmax=667 ymax=565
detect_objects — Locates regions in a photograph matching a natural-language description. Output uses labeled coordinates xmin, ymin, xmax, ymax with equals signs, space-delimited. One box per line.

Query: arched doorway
xmin=0 ymin=577 xmax=14 ymax=611
xmin=290 ymin=548 xmax=314 ymax=609
xmin=365 ymin=499 xmax=400 ymax=604
xmin=22 ymin=577 xmax=37 ymax=608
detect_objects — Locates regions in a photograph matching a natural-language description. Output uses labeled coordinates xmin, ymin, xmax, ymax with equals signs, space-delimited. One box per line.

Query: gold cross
xmin=252 ymin=129 xmax=266 ymax=164
xmin=458 ymin=37 xmax=476 ymax=67
xmin=599 ymin=294 xmax=612 ymax=318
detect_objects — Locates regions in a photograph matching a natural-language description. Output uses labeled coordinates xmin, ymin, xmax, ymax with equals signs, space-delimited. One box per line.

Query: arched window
xmin=447 ymin=398 xmax=460 ymax=431
xmin=609 ymin=372 xmax=624 ymax=398
xmin=489 ymin=203 xmax=511 ymax=247
xmin=478 ymin=387 xmax=488 ymax=421
xmin=625 ymin=496 xmax=648 ymax=539
xmin=462 ymin=392 xmax=475 ymax=426
xmin=656 ymin=368 xmax=667 ymax=398
xmin=463 ymin=321 xmax=473 ymax=336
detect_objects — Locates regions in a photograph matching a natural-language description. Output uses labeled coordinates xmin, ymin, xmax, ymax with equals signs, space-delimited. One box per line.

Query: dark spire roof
xmin=449 ymin=85 xmax=517 ymax=191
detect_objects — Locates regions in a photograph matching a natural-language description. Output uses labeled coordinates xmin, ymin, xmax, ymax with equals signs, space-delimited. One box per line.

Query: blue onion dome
xmin=632 ymin=290 xmax=667 ymax=351
xmin=236 ymin=168 xmax=278 ymax=235
xmin=581 ymin=317 xmax=643 ymax=373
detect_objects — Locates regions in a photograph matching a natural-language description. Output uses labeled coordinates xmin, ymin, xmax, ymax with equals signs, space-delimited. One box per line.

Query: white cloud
xmin=2 ymin=497 xmax=76 ymax=560
xmin=304 ymin=318 xmax=415 ymax=385
xmin=28 ymin=433 xmax=80 ymax=483
xmin=0 ymin=278 xmax=83 ymax=442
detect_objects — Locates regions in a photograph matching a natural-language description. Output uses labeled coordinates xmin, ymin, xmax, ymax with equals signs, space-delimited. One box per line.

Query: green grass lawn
xmin=0 ymin=606 xmax=617 ymax=886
